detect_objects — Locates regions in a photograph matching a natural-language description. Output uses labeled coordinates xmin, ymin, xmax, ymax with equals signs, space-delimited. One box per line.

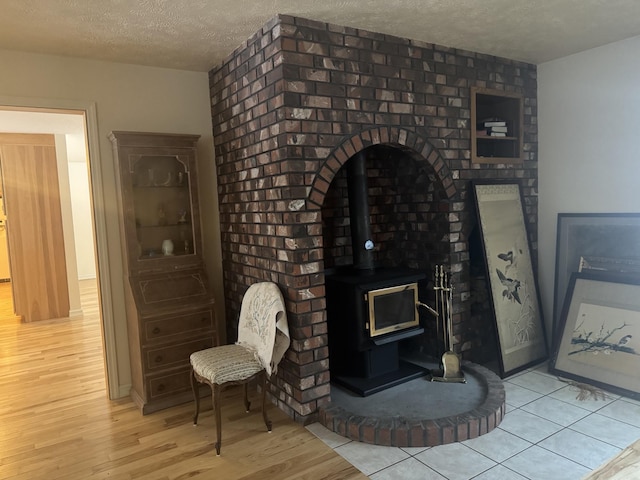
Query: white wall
xmin=0 ymin=48 xmax=223 ymax=397
xmin=538 ymin=36 xmax=640 ymax=341
xmin=66 ymin=133 xmax=97 ymax=280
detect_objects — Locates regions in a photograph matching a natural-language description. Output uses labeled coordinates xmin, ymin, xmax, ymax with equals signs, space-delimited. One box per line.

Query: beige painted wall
xmin=0 ymin=48 xmax=223 ymax=397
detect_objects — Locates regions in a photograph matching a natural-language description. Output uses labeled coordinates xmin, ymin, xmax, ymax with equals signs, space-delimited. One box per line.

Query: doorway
xmin=0 ymin=106 xmax=111 ymax=392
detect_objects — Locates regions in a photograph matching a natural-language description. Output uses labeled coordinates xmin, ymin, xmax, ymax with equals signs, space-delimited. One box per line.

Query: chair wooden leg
xmin=190 ymin=368 xmax=200 ymax=425
xmin=243 ymin=382 xmax=251 ymax=413
xmin=261 ymin=373 xmax=272 ymax=432
xmin=213 ymin=384 xmax=222 ymax=456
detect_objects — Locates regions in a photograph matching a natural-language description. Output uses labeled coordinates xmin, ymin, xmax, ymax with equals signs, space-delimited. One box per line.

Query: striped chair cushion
xmin=190 ymin=344 xmax=263 ymax=384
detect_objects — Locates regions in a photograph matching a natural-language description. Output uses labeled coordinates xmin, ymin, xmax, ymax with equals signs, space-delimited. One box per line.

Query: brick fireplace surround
xmin=209 ymin=14 xmax=537 ymax=441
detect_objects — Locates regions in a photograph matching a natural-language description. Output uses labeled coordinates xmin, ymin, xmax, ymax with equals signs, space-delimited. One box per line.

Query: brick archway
xmin=308 ymin=126 xmax=457 ymax=210
xmin=309 ymin=126 xmax=467 ymax=341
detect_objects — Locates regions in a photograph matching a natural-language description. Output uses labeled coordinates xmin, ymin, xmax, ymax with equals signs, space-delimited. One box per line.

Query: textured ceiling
xmin=1 ymin=0 xmax=640 ymax=72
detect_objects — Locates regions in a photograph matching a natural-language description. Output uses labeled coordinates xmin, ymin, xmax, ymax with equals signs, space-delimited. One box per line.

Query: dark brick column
xmin=210 ymin=14 xmax=537 ymax=422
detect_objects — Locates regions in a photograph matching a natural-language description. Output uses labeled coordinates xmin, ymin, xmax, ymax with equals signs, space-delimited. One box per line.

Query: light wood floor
xmin=0 ymin=280 xmax=19 ymax=322
xmin=0 ymin=280 xmax=366 ymax=480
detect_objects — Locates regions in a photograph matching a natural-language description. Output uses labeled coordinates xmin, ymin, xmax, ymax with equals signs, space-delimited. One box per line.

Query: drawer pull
xmin=152 ymin=327 xmax=161 ymax=334
xmin=155 ymin=355 xmax=163 ymax=363
xmin=157 ymin=384 xmax=165 ymax=392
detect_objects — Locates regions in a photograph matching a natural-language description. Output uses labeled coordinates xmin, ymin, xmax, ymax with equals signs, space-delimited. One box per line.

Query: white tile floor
xmin=306 ymin=363 xmax=640 ymax=479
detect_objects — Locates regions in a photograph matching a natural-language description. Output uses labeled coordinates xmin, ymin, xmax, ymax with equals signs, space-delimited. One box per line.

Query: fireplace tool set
xmin=430 ymin=265 xmax=466 ymax=383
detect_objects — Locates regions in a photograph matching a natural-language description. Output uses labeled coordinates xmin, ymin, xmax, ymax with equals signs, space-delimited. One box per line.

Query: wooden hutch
xmin=109 ymin=131 xmax=218 ymax=414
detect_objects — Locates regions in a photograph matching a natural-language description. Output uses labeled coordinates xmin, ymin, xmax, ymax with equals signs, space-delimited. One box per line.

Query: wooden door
xmin=0 ymin=133 xmax=69 ymax=322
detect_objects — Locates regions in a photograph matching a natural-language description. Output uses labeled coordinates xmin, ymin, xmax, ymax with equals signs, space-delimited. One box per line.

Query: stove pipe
xmin=347 ymin=151 xmax=375 ymax=270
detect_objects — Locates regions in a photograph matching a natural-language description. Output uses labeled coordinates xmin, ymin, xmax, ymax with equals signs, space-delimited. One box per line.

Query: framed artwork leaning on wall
xmin=553 ymin=213 xmax=640 ymax=339
xmin=550 ymin=272 xmax=640 ymax=399
xmin=472 ymin=180 xmax=548 ymax=377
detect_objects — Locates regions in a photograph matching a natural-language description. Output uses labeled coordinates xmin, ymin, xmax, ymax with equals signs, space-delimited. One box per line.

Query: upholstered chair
xmin=189 ymin=282 xmax=290 ymax=455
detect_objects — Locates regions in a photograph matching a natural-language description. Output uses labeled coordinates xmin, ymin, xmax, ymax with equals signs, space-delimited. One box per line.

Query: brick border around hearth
xmin=317 ymin=363 xmax=505 ymax=447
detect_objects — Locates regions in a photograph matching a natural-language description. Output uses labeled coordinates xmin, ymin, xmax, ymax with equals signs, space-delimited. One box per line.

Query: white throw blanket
xmin=236 ymin=282 xmax=290 ymax=376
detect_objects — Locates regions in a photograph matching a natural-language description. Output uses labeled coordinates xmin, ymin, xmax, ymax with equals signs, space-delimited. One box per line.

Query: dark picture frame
xmin=550 ymin=272 xmax=640 ymax=399
xmin=579 ymin=255 xmax=640 ymax=275
xmin=472 ymin=181 xmax=548 ymax=377
xmin=553 ymin=214 xmax=640 ymax=337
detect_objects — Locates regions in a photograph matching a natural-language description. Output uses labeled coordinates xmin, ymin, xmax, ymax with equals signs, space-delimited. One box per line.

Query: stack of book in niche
xmin=476 ymin=119 xmax=508 ymax=137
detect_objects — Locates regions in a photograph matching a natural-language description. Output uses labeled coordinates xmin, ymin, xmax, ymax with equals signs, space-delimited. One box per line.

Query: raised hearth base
xmin=318 ymin=361 xmax=505 ymax=447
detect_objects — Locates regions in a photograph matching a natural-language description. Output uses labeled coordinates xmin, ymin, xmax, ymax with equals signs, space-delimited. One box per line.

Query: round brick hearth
xmin=318 ymin=362 xmax=505 ymax=447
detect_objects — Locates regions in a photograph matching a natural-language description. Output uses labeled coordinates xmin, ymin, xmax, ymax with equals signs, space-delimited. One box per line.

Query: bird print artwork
xmin=497 ymin=242 xmax=524 ymax=274
xmin=495 ymin=245 xmax=527 ymax=305
xmin=497 ymin=251 xmax=514 ymax=264
xmin=570 ymin=308 xmax=637 ymax=357
xmin=618 ymin=334 xmax=632 ymax=346
xmin=493 ymin=246 xmax=537 ymax=344
xmin=496 ymin=268 xmax=521 ymax=304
